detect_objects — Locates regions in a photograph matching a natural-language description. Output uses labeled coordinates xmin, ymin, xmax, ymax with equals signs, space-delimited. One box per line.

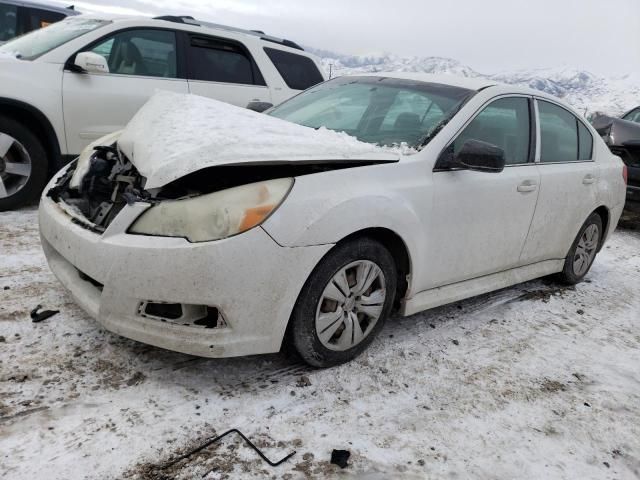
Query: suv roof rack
xmin=153 ymin=15 xmax=304 ymax=51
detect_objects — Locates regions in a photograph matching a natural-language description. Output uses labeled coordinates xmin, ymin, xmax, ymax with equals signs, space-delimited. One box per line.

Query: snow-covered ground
xmin=1 ymin=207 xmax=639 ymax=479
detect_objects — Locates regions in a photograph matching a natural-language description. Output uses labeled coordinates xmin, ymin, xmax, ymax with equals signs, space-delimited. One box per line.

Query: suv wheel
xmin=287 ymin=238 xmax=397 ymax=367
xmin=0 ymin=116 xmax=48 ymax=211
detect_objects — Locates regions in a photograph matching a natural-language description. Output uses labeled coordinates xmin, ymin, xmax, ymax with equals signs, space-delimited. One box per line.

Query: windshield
xmin=268 ymin=76 xmax=474 ymax=148
xmin=0 ymin=17 xmax=109 ymax=60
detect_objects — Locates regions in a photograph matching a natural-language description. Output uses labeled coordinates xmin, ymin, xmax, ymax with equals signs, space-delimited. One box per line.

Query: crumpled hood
xmin=117 ymin=91 xmax=401 ymax=189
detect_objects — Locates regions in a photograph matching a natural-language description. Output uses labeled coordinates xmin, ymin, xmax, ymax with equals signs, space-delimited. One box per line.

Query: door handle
xmin=582 ymin=174 xmax=596 ymax=185
xmin=517 ymin=180 xmax=538 ymax=193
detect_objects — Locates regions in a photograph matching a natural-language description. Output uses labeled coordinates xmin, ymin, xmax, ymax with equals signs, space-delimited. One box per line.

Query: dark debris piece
xmin=330 ymin=449 xmax=351 ymax=468
xmin=30 ymin=305 xmax=60 ymax=323
xmin=161 ymin=429 xmax=296 ymax=474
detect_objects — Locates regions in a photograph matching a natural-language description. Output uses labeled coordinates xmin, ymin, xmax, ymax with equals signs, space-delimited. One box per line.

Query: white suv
xmin=0 ymin=14 xmax=326 ymax=209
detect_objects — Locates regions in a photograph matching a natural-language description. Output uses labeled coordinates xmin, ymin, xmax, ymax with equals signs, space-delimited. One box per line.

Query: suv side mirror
xmin=74 ymin=52 xmax=109 ymax=74
xmin=453 ymin=139 xmax=506 ymax=173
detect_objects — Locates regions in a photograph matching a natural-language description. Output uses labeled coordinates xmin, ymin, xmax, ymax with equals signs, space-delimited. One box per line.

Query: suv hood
xmin=115 ymin=91 xmax=401 ymax=189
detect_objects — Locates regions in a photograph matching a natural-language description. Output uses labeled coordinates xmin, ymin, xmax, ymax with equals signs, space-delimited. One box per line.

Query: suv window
xmin=187 ymin=36 xmax=265 ymax=85
xmin=538 ymin=100 xmax=592 ymax=162
xmin=264 ymin=47 xmax=323 ymax=91
xmin=623 ymin=108 xmax=640 ymax=123
xmin=0 ymin=3 xmax=18 ymax=42
xmin=26 ymin=8 xmax=65 ymax=31
xmin=450 ymin=97 xmax=531 ymax=165
xmin=87 ymin=29 xmax=178 ymax=78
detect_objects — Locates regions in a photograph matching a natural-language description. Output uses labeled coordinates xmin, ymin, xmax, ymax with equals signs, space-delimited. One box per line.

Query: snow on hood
xmin=117 ymin=91 xmax=402 ymax=189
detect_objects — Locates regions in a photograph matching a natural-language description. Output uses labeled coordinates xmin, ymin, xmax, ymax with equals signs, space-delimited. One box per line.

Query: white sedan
xmin=39 ymin=73 xmax=627 ymax=367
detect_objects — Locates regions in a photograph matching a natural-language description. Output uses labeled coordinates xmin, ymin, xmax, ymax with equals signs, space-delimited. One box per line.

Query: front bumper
xmin=38 ymin=189 xmax=332 ymax=358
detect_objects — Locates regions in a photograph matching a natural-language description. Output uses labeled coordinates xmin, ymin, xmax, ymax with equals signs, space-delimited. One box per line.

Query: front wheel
xmin=557 ymin=213 xmax=603 ymax=284
xmin=0 ymin=116 xmax=48 ymax=211
xmin=287 ymin=238 xmax=397 ymax=367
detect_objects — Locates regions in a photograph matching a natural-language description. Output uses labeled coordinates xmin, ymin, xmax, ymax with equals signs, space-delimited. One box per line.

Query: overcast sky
xmin=53 ymin=0 xmax=640 ymax=76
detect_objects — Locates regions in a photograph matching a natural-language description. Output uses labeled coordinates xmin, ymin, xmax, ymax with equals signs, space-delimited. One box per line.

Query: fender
xmin=262 ymin=162 xmax=430 ymax=298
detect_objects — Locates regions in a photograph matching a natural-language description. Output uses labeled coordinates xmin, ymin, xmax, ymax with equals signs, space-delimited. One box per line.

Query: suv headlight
xmin=129 ymin=178 xmax=293 ymax=242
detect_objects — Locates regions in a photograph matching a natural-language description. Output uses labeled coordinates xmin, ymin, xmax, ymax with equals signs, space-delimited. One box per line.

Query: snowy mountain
xmin=308 ymin=49 xmax=640 ymax=117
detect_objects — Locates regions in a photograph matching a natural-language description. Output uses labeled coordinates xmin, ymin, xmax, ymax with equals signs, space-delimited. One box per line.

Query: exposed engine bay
xmin=47 ymin=144 xmax=150 ymax=231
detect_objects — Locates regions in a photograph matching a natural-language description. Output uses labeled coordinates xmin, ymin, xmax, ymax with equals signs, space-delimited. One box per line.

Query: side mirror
xmin=453 ymin=139 xmax=506 ymax=173
xmin=246 ymin=101 xmax=274 ymax=113
xmin=74 ymin=52 xmax=109 ymax=74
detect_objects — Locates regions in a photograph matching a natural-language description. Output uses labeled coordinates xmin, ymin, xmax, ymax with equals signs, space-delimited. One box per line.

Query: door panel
xmin=63 ymin=73 xmax=188 ymax=154
xmin=188 ymin=81 xmax=271 ymax=108
xmin=521 ymin=163 xmax=598 ymax=262
xmin=62 ymin=28 xmax=188 ymax=155
xmin=425 ymin=96 xmax=539 ymax=289
xmin=520 ymin=99 xmax=599 ymax=262
xmin=427 ymin=166 xmax=540 ymax=288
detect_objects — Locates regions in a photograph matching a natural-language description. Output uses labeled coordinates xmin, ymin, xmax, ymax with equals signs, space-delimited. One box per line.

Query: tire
xmin=0 ymin=116 xmax=48 ymax=211
xmin=557 ymin=213 xmax=603 ymax=285
xmin=287 ymin=237 xmax=397 ymax=368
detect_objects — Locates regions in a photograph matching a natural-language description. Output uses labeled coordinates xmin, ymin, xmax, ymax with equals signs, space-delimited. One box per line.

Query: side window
xmin=538 ymin=100 xmax=579 ymax=163
xmin=577 ymin=121 xmax=593 ymax=160
xmin=623 ymin=108 xmax=640 ymax=123
xmin=263 ymin=47 xmax=324 ymax=91
xmin=0 ymin=3 xmax=18 ymax=41
xmin=26 ymin=8 xmax=65 ymax=31
xmin=450 ymin=97 xmax=531 ymax=165
xmin=187 ymin=36 xmax=265 ymax=86
xmin=86 ymin=29 xmax=178 ymax=78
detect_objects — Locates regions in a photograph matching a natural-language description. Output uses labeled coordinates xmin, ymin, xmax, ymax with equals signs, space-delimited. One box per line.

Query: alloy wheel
xmin=315 ymin=260 xmax=387 ymax=351
xmin=573 ymin=223 xmax=599 ymax=276
xmin=0 ymin=132 xmax=32 ymax=199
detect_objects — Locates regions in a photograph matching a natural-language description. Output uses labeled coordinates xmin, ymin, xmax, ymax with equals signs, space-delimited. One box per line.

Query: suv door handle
xmin=517 ymin=180 xmax=538 ymax=193
xmin=582 ymin=174 xmax=596 ymax=185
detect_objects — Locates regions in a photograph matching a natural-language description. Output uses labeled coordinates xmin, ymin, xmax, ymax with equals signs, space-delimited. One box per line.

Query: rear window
xmin=263 ymin=47 xmax=323 ymax=90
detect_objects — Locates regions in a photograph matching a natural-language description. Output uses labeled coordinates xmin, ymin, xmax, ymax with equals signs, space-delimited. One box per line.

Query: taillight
xmin=623 ymin=165 xmax=628 ymax=185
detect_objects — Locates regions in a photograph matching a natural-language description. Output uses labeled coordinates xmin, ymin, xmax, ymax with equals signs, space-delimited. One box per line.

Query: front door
xmin=425 ymin=96 xmax=540 ymax=289
xmin=62 ymin=28 xmax=188 ymax=155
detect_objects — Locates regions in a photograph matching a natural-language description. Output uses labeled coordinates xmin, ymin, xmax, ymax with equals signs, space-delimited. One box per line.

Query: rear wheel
xmin=0 ymin=116 xmax=48 ymax=211
xmin=557 ymin=213 xmax=602 ymax=284
xmin=287 ymin=238 xmax=397 ymax=367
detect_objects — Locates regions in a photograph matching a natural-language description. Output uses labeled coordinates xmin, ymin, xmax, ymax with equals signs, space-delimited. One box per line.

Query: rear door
xmin=62 ymin=28 xmax=188 ymax=155
xmin=520 ymin=99 xmax=599 ymax=262
xmin=426 ymin=96 xmax=540 ymax=288
xmin=185 ymin=34 xmax=272 ymax=109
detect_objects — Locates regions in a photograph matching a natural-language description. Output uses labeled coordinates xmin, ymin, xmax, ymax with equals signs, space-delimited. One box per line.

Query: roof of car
xmin=352 ymin=72 xmax=496 ymax=91
xmin=1 ymin=0 xmax=80 ymax=15
xmin=77 ymin=14 xmax=307 ymax=52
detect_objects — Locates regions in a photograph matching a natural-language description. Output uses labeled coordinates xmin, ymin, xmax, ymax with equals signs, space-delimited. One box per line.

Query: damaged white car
xmin=39 ymin=74 xmax=627 ymax=367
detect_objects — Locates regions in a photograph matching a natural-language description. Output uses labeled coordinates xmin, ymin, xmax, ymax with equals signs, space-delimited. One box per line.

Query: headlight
xmin=129 ymin=178 xmax=293 ymax=242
